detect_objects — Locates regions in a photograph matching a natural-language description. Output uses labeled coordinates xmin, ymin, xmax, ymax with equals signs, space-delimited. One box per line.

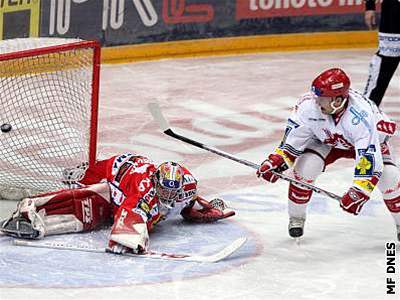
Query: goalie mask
xmin=154 ymin=162 xmax=184 ymax=210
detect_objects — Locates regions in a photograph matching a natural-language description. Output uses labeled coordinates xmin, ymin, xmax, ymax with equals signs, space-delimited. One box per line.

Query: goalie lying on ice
xmin=0 ymin=153 xmax=235 ymax=254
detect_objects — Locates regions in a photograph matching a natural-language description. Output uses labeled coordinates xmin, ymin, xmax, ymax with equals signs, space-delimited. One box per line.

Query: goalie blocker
xmin=1 ymin=153 xmax=235 ymax=254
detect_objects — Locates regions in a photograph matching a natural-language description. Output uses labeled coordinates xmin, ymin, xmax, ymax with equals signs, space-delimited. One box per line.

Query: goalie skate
xmin=0 ymin=217 xmax=41 ymax=239
xmin=288 ymin=217 xmax=305 ymax=238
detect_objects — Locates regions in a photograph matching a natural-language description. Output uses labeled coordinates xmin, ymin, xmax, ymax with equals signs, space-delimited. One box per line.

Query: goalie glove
xmin=107 ymin=207 xmax=149 ymax=254
xmin=340 ymin=187 xmax=370 ymax=215
xmin=180 ymin=198 xmax=235 ymax=223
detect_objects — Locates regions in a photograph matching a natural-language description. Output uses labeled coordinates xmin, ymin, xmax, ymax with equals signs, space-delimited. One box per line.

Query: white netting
xmin=0 ymin=38 xmax=99 ymax=199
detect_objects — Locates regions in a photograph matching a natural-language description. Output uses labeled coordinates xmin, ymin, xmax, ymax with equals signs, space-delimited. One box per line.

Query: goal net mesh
xmin=0 ymin=38 xmax=99 ymax=199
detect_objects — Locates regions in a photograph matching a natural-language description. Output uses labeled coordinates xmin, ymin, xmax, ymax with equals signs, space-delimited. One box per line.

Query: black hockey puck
xmin=1 ymin=123 xmax=12 ymax=133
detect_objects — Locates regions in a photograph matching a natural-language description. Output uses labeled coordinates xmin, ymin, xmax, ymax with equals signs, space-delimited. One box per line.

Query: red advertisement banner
xmin=236 ymin=0 xmax=366 ymax=20
xmin=163 ymin=0 xmax=214 ymax=24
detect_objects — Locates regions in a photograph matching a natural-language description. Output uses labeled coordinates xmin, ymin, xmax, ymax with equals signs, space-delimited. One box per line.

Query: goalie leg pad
xmin=34 ymin=183 xmax=113 ymax=232
xmin=3 ymin=183 xmax=113 ymax=238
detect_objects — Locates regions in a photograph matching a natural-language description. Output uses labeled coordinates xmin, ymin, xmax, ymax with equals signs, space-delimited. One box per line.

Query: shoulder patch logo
xmin=355 ymin=155 xmax=374 ymax=177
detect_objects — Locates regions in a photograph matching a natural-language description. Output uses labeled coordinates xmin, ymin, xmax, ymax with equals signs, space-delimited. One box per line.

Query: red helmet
xmin=311 ymin=68 xmax=350 ymax=98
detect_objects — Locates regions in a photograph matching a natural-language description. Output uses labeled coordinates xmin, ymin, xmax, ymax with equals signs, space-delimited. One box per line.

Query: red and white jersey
xmin=80 ymin=153 xmax=198 ymax=229
xmin=279 ymin=89 xmax=397 ymax=194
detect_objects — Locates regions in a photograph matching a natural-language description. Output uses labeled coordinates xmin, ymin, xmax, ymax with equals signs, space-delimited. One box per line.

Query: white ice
xmin=0 ymin=48 xmax=399 ymax=300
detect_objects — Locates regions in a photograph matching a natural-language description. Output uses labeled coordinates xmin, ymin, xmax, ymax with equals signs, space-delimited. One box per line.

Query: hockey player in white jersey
xmin=257 ymin=68 xmax=400 ymax=240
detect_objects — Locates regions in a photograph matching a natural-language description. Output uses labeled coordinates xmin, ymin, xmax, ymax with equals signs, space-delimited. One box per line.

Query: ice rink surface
xmin=0 ymin=48 xmax=399 ymax=300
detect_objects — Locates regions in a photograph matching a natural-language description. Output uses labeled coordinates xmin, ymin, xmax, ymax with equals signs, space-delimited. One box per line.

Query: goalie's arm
xmin=180 ymin=196 xmax=235 ymax=223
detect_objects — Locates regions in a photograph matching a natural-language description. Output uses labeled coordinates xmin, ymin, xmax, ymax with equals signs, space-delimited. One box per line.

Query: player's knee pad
xmin=288 ymin=152 xmax=324 ymax=204
xmin=378 ymin=164 xmax=400 ymax=199
xmin=378 ymin=164 xmax=400 ymax=213
xmin=384 ymin=196 xmax=400 ymax=213
xmin=293 ymin=152 xmax=325 ymax=181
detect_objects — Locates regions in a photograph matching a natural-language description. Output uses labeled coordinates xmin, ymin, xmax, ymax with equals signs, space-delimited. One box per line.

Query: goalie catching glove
xmin=180 ymin=197 xmax=235 ymax=223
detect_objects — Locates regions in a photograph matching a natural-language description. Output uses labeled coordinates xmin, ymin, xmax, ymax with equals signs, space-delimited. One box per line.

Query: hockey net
xmin=0 ymin=38 xmax=100 ymax=200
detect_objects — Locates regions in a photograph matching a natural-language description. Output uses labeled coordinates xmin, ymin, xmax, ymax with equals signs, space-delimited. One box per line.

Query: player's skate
xmin=397 ymin=225 xmax=400 ymax=242
xmin=288 ymin=217 xmax=305 ymax=238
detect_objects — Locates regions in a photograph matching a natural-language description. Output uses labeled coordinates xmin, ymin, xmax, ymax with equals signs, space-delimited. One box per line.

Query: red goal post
xmin=0 ymin=38 xmax=100 ymax=199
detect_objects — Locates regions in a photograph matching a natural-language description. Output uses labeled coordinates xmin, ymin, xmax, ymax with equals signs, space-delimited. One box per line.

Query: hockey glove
xmin=257 ymin=153 xmax=289 ymax=183
xmin=340 ymin=187 xmax=370 ymax=215
xmin=107 ymin=207 xmax=149 ymax=254
xmin=180 ymin=198 xmax=235 ymax=223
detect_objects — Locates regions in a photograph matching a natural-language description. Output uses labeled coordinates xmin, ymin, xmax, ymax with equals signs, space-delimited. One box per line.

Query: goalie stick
xmin=13 ymin=237 xmax=247 ymax=263
xmin=148 ymin=102 xmax=341 ymax=202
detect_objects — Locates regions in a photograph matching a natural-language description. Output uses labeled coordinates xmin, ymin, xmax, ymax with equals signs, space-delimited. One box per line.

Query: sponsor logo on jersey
xmin=141 ymin=187 xmax=156 ymax=203
xmin=323 ymin=129 xmax=353 ymax=149
xmin=180 ymin=189 xmax=196 ymax=201
xmin=81 ymin=198 xmax=93 ymax=224
xmin=109 ymin=183 xmax=126 ymax=206
xmin=183 ymin=174 xmax=196 ymax=184
xmin=112 ymin=153 xmax=134 ymax=175
xmin=354 ymin=154 xmax=375 ymax=177
xmin=133 ymin=207 xmax=148 ymax=222
xmin=138 ymin=199 xmax=151 ymax=214
xmin=353 ymin=179 xmax=376 ymax=194
xmin=349 ymin=107 xmax=371 ymax=132
xmin=376 ymin=120 xmax=397 ymax=136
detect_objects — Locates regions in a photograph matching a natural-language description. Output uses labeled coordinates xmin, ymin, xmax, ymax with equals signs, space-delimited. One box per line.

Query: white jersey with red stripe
xmin=278 ymin=89 xmax=397 ymax=194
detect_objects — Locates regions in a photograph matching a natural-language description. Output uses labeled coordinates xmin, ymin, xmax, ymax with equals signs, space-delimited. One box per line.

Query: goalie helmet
xmin=154 ymin=161 xmax=184 ymax=210
xmin=311 ymin=68 xmax=350 ymax=99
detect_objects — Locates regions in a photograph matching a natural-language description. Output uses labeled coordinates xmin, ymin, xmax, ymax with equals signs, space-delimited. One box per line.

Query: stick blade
xmin=205 ymin=236 xmax=247 ymax=263
xmin=148 ymin=102 xmax=170 ymax=132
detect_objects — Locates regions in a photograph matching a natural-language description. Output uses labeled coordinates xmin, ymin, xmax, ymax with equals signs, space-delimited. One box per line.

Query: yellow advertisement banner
xmin=0 ymin=0 xmax=41 ymax=39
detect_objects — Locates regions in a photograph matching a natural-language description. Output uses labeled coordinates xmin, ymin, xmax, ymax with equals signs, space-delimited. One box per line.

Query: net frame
xmin=0 ymin=39 xmax=100 ymax=198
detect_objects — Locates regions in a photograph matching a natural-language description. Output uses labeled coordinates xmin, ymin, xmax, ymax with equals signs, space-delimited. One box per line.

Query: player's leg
xmin=378 ymin=144 xmax=400 ymax=241
xmin=1 ymin=183 xmax=113 ymax=239
xmin=287 ymin=140 xmax=332 ymax=238
xmin=364 ymin=54 xmax=400 ymax=106
xmin=288 ymin=150 xmax=325 ymax=238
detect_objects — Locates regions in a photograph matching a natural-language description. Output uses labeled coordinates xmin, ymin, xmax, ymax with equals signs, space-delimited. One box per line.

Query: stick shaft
xmin=148 ymin=103 xmax=340 ymax=201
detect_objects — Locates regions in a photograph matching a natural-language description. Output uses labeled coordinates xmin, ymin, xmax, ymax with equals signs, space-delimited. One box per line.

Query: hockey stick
xmin=148 ymin=102 xmax=341 ymax=201
xmin=13 ymin=236 xmax=246 ymax=263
